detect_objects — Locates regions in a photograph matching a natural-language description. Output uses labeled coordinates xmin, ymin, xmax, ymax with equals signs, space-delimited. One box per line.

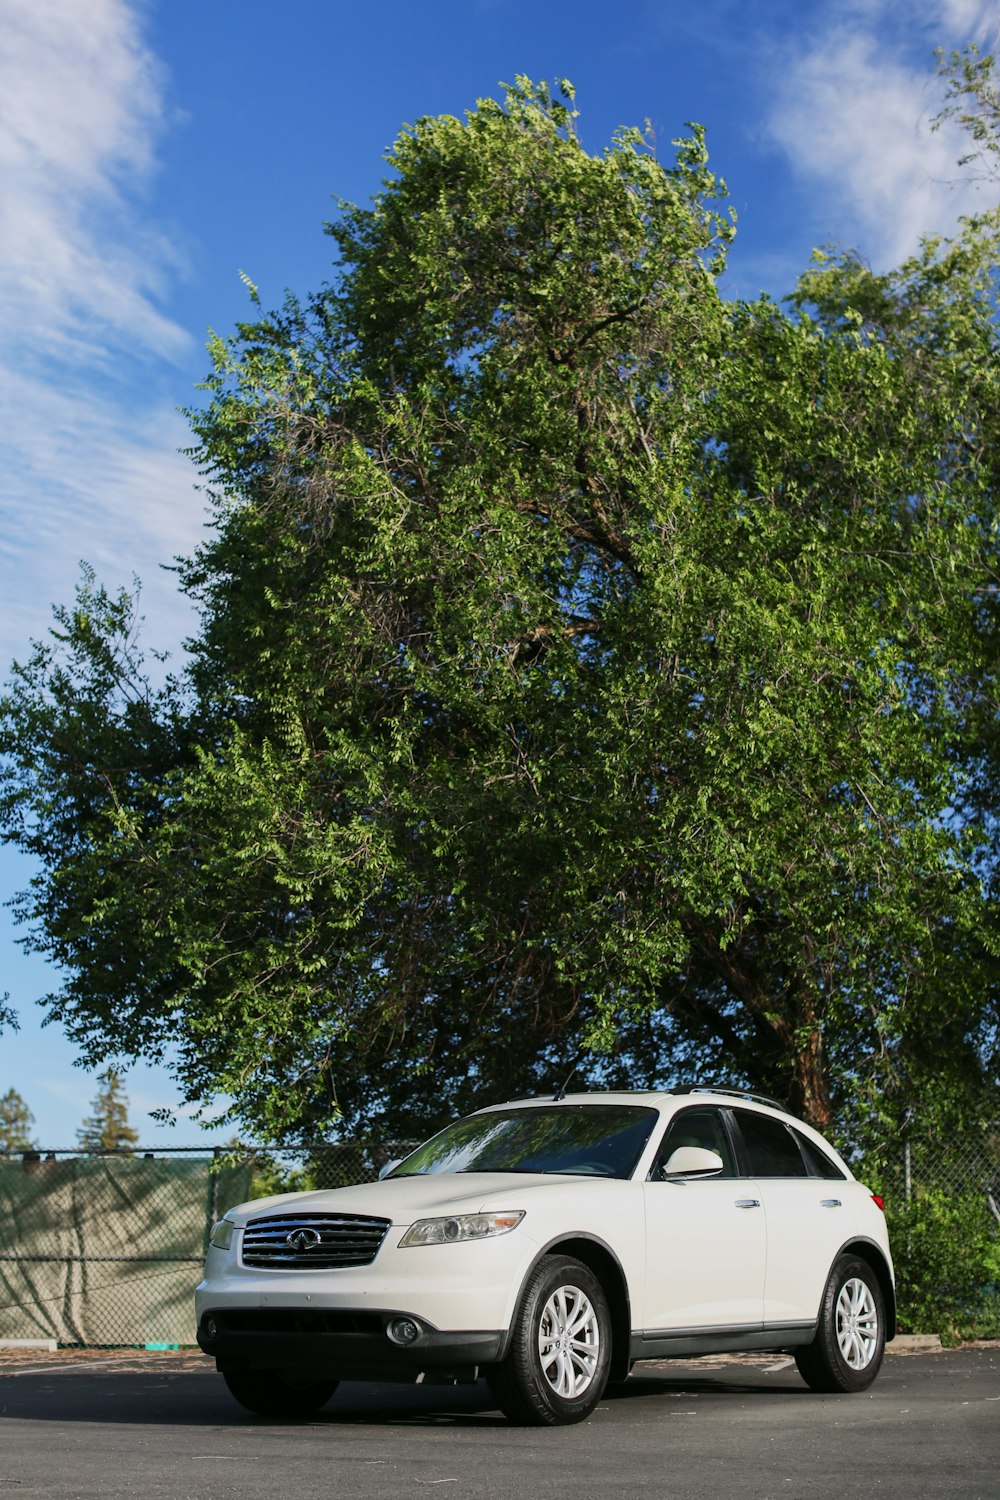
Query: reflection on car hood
xmin=226 ymin=1172 xmax=625 ymax=1226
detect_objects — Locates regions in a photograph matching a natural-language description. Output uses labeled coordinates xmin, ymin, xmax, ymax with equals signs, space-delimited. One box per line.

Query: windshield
xmin=390 ymin=1105 xmax=657 ymax=1180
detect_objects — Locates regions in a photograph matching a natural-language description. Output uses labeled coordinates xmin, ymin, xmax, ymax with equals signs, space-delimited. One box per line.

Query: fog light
xmin=387 ymin=1317 xmax=421 ymax=1346
xmin=202 ymin=1315 xmax=218 ymax=1342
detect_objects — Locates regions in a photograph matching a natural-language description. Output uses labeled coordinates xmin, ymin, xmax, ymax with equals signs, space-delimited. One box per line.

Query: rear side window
xmin=734 ymin=1110 xmax=807 ymax=1177
xmin=795 ymin=1131 xmax=847 ymax=1180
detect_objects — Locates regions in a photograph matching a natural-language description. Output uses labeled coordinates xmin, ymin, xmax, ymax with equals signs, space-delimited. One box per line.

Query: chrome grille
xmin=241 ymin=1212 xmax=391 ymax=1269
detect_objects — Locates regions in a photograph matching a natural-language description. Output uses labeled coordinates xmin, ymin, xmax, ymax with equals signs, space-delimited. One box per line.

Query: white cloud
xmin=937 ymin=0 xmax=998 ymax=32
xmin=0 ymin=0 xmax=187 ymax=361
xmin=763 ymin=0 xmax=1000 ymax=266
xmin=838 ymin=0 xmax=996 ymax=33
xmin=0 ymin=0 xmax=201 ymax=669
xmin=0 ymin=368 xmax=202 ymax=667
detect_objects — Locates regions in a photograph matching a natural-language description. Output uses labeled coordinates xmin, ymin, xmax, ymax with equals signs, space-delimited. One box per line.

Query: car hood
xmin=225 ymin=1172 xmax=623 ymax=1227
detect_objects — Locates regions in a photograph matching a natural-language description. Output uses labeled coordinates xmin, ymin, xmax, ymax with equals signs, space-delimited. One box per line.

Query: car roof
xmin=476 ymin=1090 xmax=847 ymax=1158
xmin=481 ymin=1089 xmax=773 ymax=1113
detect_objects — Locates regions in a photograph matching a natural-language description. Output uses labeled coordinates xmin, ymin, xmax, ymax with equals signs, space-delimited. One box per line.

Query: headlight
xmin=209 ymin=1218 xmax=235 ymax=1250
xmin=398 ymin=1211 xmax=524 ymax=1248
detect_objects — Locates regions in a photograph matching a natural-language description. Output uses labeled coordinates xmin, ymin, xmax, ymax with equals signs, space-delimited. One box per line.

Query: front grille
xmin=242 ymin=1212 xmax=391 ymax=1270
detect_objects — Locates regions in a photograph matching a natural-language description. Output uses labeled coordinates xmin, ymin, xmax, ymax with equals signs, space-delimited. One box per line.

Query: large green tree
xmin=1 ymin=79 xmax=998 ymax=1141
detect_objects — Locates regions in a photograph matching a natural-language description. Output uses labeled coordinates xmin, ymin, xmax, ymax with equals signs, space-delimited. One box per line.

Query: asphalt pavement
xmin=0 ymin=1344 xmax=997 ymax=1499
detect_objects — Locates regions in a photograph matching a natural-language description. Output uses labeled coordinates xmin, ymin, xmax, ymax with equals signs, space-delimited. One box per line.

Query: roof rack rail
xmin=672 ymin=1085 xmax=791 ymax=1115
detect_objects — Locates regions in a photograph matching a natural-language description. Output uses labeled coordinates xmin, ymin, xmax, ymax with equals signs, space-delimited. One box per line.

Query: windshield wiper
xmin=453 ymin=1166 xmax=530 ymax=1174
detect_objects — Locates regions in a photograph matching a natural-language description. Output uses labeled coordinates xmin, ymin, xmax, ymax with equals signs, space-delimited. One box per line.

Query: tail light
xmin=871 ymin=1193 xmax=886 ymax=1212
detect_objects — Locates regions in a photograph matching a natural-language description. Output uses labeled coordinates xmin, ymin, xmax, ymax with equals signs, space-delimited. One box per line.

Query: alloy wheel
xmin=835 ymin=1276 xmax=879 ymax=1370
xmin=537 ymin=1284 xmax=601 ymax=1398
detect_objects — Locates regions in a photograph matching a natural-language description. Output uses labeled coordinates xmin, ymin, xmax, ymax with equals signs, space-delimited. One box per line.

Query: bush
xmin=886 ymin=1187 xmax=1000 ymax=1342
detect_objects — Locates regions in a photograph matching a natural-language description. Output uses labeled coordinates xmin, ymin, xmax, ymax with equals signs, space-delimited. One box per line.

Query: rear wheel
xmin=795 ymin=1254 xmax=886 ymax=1394
xmin=222 ymin=1369 xmax=339 ymax=1417
xmin=487 ymin=1254 xmax=611 ymax=1425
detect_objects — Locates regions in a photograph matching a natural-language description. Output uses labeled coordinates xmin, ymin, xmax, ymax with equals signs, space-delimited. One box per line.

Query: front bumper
xmin=197 ymin=1220 xmax=536 ymax=1333
xmin=197 ymin=1305 xmax=503 ymax=1381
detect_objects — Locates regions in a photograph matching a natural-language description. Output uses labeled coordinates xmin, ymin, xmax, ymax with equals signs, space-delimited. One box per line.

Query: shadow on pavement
xmin=0 ymin=1357 xmax=807 ymax=1429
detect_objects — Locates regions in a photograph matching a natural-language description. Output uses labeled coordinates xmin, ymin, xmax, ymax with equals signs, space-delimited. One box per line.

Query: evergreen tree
xmin=76 ymin=1069 xmax=140 ymax=1153
xmin=0 ymin=1088 xmax=36 ymax=1151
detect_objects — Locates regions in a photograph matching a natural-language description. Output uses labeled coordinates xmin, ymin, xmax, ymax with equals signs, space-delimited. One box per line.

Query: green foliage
xmin=243 ymin=1142 xmax=375 ymax=1198
xmin=76 ymin=1069 xmax=140 ymax=1153
xmin=854 ymin=1114 xmax=1000 ymax=1339
xmin=1 ymin=76 xmax=999 ymax=1141
xmin=934 ymin=43 xmax=1000 ymax=178
xmin=888 ymin=1188 xmax=1000 ymax=1342
xmin=0 ymin=1088 xmax=36 ymax=1152
xmin=244 ymin=1152 xmax=318 ymax=1199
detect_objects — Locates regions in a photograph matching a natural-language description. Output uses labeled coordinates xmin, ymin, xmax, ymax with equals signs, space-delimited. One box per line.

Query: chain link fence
xmin=853 ymin=1126 xmax=1000 ymax=1225
xmin=2 ymin=1131 xmax=998 ymax=1348
xmin=0 ymin=1142 xmax=415 ymax=1348
xmin=854 ymin=1127 xmax=1000 ymax=1340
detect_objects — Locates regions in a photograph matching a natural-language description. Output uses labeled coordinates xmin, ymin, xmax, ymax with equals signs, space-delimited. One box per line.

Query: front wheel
xmin=222 ymin=1369 xmax=339 ymax=1417
xmin=486 ymin=1255 xmax=611 ymax=1425
xmin=795 ymin=1254 xmax=886 ymax=1393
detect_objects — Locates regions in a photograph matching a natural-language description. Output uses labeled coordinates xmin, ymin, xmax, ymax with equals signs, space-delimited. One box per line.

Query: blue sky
xmin=2 ymin=0 xmax=998 ymax=1146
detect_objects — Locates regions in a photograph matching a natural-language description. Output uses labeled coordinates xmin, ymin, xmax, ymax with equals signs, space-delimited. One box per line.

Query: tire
xmin=222 ymin=1369 xmax=339 ymax=1418
xmin=486 ymin=1254 xmax=612 ymax=1426
xmin=794 ymin=1253 xmax=886 ymax=1394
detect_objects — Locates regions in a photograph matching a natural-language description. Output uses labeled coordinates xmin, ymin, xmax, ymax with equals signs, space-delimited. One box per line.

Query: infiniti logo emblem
xmin=286 ymin=1227 xmax=322 ymax=1251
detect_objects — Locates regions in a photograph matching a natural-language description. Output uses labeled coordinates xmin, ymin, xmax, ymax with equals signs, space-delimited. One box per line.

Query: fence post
xmin=204 ymin=1146 xmax=222 ymax=1254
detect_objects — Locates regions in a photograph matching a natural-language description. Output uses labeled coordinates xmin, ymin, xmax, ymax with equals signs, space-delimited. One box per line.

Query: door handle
xmin=820 ymin=1199 xmax=842 ymax=1208
xmin=734 ymin=1198 xmax=760 ymax=1209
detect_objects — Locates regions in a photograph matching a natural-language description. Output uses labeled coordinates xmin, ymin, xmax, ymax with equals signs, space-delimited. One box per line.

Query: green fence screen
xmin=0 ymin=1154 xmax=251 ymax=1346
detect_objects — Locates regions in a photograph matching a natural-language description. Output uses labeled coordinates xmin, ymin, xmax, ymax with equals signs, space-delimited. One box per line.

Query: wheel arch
xmin=836 ymin=1238 xmax=897 ymax=1340
xmin=503 ymin=1233 xmax=633 ymax=1383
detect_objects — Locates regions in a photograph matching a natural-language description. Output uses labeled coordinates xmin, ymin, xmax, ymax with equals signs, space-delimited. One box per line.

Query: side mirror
xmin=378 ymin=1158 xmax=402 ymax=1181
xmin=662 ymin=1146 xmax=724 ymax=1180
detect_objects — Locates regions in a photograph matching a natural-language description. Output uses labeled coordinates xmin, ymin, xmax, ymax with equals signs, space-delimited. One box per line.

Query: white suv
xmin=196 ymin=1089 xmax=894 ymax=1425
